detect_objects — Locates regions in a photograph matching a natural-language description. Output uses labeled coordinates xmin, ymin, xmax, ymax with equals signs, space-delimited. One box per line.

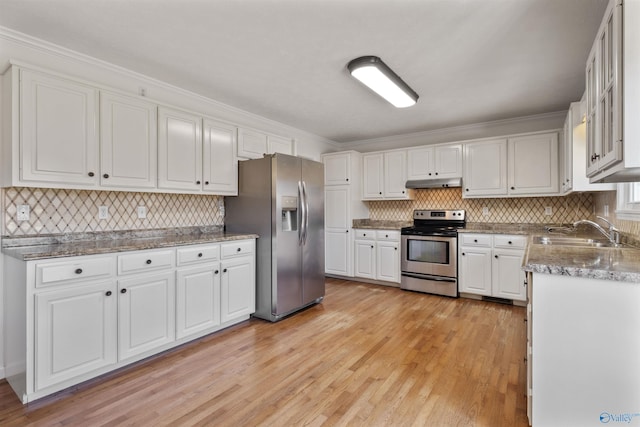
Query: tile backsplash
xmin=2 ymin=187 xmax=224 ymax=236
xmin=367 ymin=188 xmax=593 ymax=224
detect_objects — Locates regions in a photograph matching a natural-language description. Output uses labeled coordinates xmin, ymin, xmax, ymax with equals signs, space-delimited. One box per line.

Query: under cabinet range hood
xmin=405 ymin=178 xmax=462 ymax=189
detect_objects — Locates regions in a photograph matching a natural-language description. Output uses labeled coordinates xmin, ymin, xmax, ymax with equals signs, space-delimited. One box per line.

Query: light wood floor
xmin=0 ymin=278 xmax=528 ymax=426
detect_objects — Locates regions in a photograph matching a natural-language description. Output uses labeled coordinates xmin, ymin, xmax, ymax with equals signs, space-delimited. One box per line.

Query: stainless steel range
xmin=400 ymin=209 xmax=466 ymax=297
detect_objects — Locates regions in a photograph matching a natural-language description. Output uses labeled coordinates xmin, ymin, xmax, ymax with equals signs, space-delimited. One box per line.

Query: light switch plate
xmin=137 ymin=206 xmax=147 ymax=219
xmin=17 ymin=204 xmax=30 ymax=221
xmin=544 ymin=206 xmax=553 ymax=216
xmin=482 ymin=207 xmax=490 ymax=217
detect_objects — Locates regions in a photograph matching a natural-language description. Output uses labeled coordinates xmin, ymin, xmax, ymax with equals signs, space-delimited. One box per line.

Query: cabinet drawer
xmin=354 ymin=229 xmax=375 ymax=240
xmin=117 ymin=250 xmax=174 ymax=275
xmin=459 ymin=234 xmax=492 ymax=247
xmin=376 ymin=230 xmax=400 ymax=241
xmin=493 ymin=235 xmax=527 ymax=249
xmin=221 ymin=240 xmax=254 ymax=259
xmin=36 ymin=257 xmax=114 ymax=288
xmin=176 ymin=244 xmax=220 ymax=266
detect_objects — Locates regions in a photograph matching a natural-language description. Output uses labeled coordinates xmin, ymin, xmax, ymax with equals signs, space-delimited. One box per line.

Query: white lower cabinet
xmin=35 ymin=279 xmax=117 ymax=391
xmin=3 ymin=238 xmax=256 ymax=403
xmin=354 ymin=229 xmax=400 ymax=284
xmin=458 ymin=233 xmax=526 ymax=301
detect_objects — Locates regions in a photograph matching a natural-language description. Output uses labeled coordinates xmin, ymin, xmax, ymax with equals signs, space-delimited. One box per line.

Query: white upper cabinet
xmin=100 ymin=91 xmax=157 ymax=189
xmin=407 ymin=143 xmax=462 ymax=180
xmin=237 ymin=127 xmax=294 ymax=159
xmin=323 ymin=151 xmax=353 ymax=185
xmin=19 ymin=69 xmax=99 ymax=187
xmin=157 ymin=107 xmax=203 ymax=191
xmin=586 ymin=0 xmax=640 ymax=182
xmin=508 ymin=133 xmax=558 ymax=195
xmin=202 ymin=119 xmax=238 ymax=195
xmin=362 ymin=150 xmax=413 ymax=200
xmin=463 ymin=139 xmax=508 ymax=197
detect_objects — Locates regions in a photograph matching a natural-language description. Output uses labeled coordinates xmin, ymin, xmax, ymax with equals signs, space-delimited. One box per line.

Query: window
xmin=616 ymin=183 xmax=640 ymax=220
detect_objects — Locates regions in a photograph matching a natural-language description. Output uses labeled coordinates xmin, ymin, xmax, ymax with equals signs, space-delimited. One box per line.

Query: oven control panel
xmin=413 ymin=210 xmax=465 ymax=221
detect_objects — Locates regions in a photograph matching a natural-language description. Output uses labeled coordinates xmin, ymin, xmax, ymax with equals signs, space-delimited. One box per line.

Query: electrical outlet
xmin=137 ymin=206 xmax=147 ymax=219
xmin=17 ymin=205 xmax=30 ymax=221
xmin=98 ymin=206 xmax=109 ymax=220
xmin=544 ymin=206 xmax=553 ymax=216
xmin=482 ymin=207 xmax=490 ymax=217
xmin=603 ymin=204 xmax=609 ymax=216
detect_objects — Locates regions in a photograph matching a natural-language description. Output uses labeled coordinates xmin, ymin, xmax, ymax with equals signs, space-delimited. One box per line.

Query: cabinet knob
xmin=494 ymin=255 xmax=499 ymax=259
xmin=198 ymin=253 xmax=203 ymax=258
xmin=196 ymin=180 xmax=201 ymax=185
xmin=121 ymin=288 xmax=127 ymax=294
xmin=146 ymin=259 xmax=152 ymax=265
xmin=465 ymin=188 xmax=469 ymax=192
xmin=205 ymin=181 xmax=209 ymax=185
xmin=428 ymin=173 xmax=432 ymax=176
xmin=237 ymin=247 xmax=241 ymax=252
xmin=75 ymin=268 xmax=83 ymax=274
xmin=435 ymin=172 xmax=439 ymax=176
xmin=510 ymin=186 xmax=515 ymax=190
xmin=346 ymin=178 xmax=349 ymax=182
xmin=394 ymin=247 xmax=397 ymax=251
xmin=88 ymin=172 xmax=95 ymax=177
xmin=371 ymin=245 xmax=374 ymax=248
xmin=103 ymin=173 xmax=109 ymax=179
xmin=508 ymin=241 xmax=512 ymax=244
xmin=385 ymin=234 xmax=389 ymax=238
xmin=379 ymin=192 xmax=382 ymax=195
xmin=346 ymin=230 xmax=349 ymax=233
xmin=363 ymin=233 xmax=366 ymax=236
xmin=223 ymin=268 xmax=228 ymax=273
xmin=462 ymin=252 xmax=465 ymax=256
xmin=215 ymin=270 xmax=219 ymax=274
xmin=474 ymin=239 xmax=478 ymax=243
xmin=105 ymin=291 xmax=112 ymax=296
xmin=524 ymin=318 xmax=527 ymax=323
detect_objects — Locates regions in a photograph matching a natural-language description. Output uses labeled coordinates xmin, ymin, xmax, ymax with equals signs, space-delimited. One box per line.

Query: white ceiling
xmin=0 ymin=0 xmax=608 ymax=143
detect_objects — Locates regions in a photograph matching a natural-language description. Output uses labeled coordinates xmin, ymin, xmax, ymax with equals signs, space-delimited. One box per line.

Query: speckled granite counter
xmin=1 ymin=227 xmax=259 ymax=261
xmin=460 ymin=223 xmax=552 ymax=235
xmin=352 ymin=219 xmax=411 ymax=230
xmin=523 ymin=243 xmax=640 ymax=283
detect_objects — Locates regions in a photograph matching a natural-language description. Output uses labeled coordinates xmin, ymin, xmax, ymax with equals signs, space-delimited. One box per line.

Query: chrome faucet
xmin=572 ymin=217 xmax=621 ymax=245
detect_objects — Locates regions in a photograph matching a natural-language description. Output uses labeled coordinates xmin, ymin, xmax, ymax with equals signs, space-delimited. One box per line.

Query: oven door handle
xmin=401 ymin=272 xmax=457 ymax=283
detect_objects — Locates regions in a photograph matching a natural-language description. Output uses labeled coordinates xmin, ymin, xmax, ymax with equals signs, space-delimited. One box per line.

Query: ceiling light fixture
xmin=347 ymin=56 xmax=419 ymax=108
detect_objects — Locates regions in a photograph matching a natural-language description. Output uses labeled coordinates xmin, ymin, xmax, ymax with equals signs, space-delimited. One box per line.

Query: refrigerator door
xmin=273 ymin=154 xmax=304 ymax=316
xmin=301 ymin=158 xmax=325 ymax=304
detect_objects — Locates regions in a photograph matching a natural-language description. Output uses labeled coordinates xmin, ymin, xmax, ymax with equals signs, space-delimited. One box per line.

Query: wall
xmin=367 ymin=188 xmax=593 ymax=224
xmin=593 ymin=190 xmax=640 ymax=237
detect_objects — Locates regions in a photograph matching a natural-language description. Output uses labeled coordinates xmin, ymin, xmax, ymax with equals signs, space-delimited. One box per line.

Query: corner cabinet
xmin=3 ymin=238 xmax=256 ymax=403
xmin=586 ymin=0 xmax=640 ymax=182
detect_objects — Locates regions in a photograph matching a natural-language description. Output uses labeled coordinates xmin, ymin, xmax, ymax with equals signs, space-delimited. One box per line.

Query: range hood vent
xmin=405 ymin=178 xmax=462 ymax=189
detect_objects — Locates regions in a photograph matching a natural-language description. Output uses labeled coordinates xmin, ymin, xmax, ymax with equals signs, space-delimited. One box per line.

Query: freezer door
xmin=301 ymin=158 xmax=325 ymax=304
xmin=274 ymin=155 xmax=304 ymax=316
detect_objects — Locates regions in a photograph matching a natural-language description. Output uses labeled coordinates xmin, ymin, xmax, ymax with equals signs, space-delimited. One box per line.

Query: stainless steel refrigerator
xmin=225 ymin=153 xmax=325 ymax=322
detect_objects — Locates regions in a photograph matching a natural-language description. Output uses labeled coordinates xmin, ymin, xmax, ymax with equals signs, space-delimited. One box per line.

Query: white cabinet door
xmin=325 ymin=229 xmax=351 ymax=276
xmin=158 ymin=107 xmax=202 ymax=191
xmin=354 ymin=240 xmax=376 ymax=279
xmin=118 ymin=271 xmax=175 ymax=360
xmin=325 ymin=187 xmax=349 ymax=229
xmin=376 ymin=241 xmax=400 ymax=283
xmin=406 ymin=146 xmax=434 ymax=180
xmin=362 ymin=153 xmax=384 ymax=199
xmin=492 ymin=249 xmax=526 ymax=301
xmin=508 ymin=133 xmax=559 ymax=195
xmin=35 ymin=280 xmax=117 ymax=391
xmin=324 ymin=152 xmax=352 ymax=185
xmin=458 ymin=247 xmax=492 ymax=296
xmin=20 ymin=69 xmax=99 ymax=186
xmin=100 ymin=91 xmax=157 ymax=189
xmin=561 ymin=110 xmax=573 ymax=193
xmin=176 ymin=263 xmax=221 ymax=339
xmin=268 ymin=135 xmax=294 ymax=155
xmin=384 ymin=150 xmax=410 ymax=198
xmin=463 ymin=139 xmax=508 ymax=197
xmin=237 ymin=128 xmax=268 ymax=159
xmin=434 ymin=144 xmax=462 ymax=179
xmin=203 ymin=119 xmax=237 ymax=195
xmin=221 ymin=256 xmax=255 ymax=322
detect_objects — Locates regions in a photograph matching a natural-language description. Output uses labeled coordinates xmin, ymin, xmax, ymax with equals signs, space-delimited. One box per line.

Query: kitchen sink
xmin=531 ymin=235 xmax=620 ymax=248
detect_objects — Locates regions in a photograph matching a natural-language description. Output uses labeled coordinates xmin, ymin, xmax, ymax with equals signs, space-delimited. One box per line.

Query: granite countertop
xmin=352 ymin=219 xmax=412 ymax=230
xmin=460 ymin=223 xmax=552 ymax=235
xmin=1 ymin=227 xmax=259 ymax=261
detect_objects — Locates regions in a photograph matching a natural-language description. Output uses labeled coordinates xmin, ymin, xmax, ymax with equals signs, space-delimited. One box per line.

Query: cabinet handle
xmin=215 ymin=270 xmax=219 ymax=274
xmin=146 ymin=259 xmax=152 ymax=265
xmin=103 ymin=173 xmax=109 ymax=179
xmin=121 ymin=288 xmax=127 ymax=294
xmin=75 ymin=268 xmax=83 ymax=274
xmin=223 ymin=268 xmax=228 ymax=273
xmin=494 ymin=255 xmax=499 ymax=259
xmin=88 ymin=172 xmax=95 ymax=177
xmin=196 ymin=180 xmax=201 ymax=185
xmin=198 ymin=253 xmax=203 ymax=258
xmin=105 ymin=291 xmax=112 ymax=296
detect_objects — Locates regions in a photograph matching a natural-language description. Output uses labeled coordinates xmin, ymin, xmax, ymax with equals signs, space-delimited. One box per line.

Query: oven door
xmin=401 ymin=234 xmax=457 ymax=278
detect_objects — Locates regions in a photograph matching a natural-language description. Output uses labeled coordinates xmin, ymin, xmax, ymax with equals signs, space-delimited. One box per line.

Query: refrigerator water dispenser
xmin=281 ymin=196 xmax=298 ymax=231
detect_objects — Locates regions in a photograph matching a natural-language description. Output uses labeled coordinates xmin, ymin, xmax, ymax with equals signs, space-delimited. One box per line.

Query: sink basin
xmin=532 ymin=236 xmax=619 ymax=248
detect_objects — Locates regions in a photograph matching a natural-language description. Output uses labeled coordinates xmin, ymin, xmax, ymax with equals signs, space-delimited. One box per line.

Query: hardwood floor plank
xmin=0 ymin=278 xmax=528 ymax=426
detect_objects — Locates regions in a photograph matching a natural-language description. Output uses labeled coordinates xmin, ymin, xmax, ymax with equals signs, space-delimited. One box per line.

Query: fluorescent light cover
xmin=348 ymin=56 xmax=418 ymax=108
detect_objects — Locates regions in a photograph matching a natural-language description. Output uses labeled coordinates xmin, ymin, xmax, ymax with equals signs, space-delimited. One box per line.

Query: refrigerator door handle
xmin=297 ymin=180 xmax=305 ymax=246
xmin=302 ymin=181 xmax=309 ymax=245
